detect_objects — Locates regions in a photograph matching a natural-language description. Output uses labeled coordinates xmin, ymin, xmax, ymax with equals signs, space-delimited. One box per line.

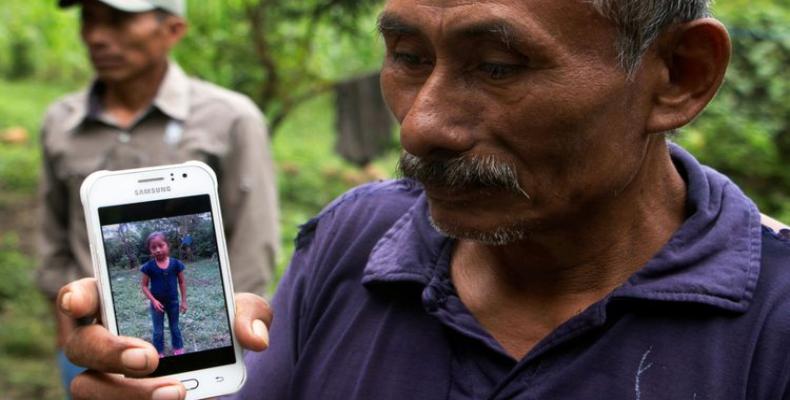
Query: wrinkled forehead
xmin=381 ymin=0 xmax=604 ymax=26
xmin=380 ymin=0 xmax=617 ymax=58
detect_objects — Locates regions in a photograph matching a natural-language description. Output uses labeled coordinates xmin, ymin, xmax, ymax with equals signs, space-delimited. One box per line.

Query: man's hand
xmin=180 ymin=300 xmax=187 ymax=314
xmin=57 ymin=278 xmax=272 ymax=400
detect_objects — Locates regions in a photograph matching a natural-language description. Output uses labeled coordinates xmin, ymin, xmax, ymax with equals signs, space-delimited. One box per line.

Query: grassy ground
xmin=0 ymin=79 xmax=81 ymax=400
xmin=0 ymin=235 xmax=62 ymax=400
xmin=0 ymin=77 xmax=397 ymax=399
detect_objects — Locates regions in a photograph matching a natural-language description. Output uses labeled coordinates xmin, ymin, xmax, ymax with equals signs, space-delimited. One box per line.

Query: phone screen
xmin=98 ymin=194 xmax=235 ymax=377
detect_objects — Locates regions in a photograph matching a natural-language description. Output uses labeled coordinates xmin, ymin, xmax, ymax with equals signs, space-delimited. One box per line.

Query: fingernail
xmin=252 ymin=319 xmax=269 ymax=346
xmin=121 ymin=348 xmax=149 ymax=371
xmin=61 ymin=292 xmax=72 ymax=313
xmin=152 ymin=386 xmax=182 ymax=400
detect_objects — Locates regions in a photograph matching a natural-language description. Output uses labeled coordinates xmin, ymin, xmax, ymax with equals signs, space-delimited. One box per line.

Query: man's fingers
xmin=234 ymin=293 xmax=273 ymax=352
xmin=57 ymin=278 xmax=100 ymax=319
xmin=71 ymin=370 xmax=185 ymax=400
xmin=65 ymin=324 xmax=159 ymax=377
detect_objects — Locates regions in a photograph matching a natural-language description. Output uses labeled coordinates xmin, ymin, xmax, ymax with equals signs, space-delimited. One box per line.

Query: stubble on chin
xmin=427 ymin=211 xmax=530 ymax=246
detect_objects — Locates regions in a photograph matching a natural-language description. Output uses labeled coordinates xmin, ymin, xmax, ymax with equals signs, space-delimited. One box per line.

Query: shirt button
xmin=119 ymin=132 xmax=131 ymax=143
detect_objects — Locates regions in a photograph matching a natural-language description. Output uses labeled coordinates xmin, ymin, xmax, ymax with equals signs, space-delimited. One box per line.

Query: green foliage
xmin=177 ymin=0 xmax=386 ymax=131
xmin=0 ymin=235 xmax=62 ymax=399
xmin=0 ymin=234 xmax=31 ymax=313
xmin=0 ymin=143 xmax=40 ymax=192
xmin=0 ymin=80 xmax=79 ymax=132
xmin=0 ymin=2 xmax=87 ymax=82
xmin=271 ymin=93 xmax=398 ymax=283
xmin=0 ymin=79 xmax=80 ymax=194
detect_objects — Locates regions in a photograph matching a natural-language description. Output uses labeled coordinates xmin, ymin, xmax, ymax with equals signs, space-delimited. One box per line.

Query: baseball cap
xmin=58 ymin=0 xmax=186 ymax=17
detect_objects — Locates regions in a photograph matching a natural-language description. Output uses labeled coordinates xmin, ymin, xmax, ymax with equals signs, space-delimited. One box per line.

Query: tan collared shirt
xmin=36 ymin=62 xmax=279 ymax=298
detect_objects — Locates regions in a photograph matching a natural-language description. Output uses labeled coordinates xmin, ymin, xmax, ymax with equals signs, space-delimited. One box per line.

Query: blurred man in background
xmin=36 ymin=0 xmax=279 ymax=396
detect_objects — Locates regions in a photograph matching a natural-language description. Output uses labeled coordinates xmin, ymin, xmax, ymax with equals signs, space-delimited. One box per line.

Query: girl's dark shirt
xmin=141 ymin=258 xmax=185 ymax=302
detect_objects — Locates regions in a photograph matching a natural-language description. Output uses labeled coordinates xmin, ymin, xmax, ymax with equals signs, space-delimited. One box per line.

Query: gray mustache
xmin=397 ymin=152 xmax=530 ymax=199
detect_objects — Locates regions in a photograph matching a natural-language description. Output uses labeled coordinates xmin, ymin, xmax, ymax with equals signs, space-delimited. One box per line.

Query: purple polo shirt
xmin=230 ymin=144 xmax=790 ymax=399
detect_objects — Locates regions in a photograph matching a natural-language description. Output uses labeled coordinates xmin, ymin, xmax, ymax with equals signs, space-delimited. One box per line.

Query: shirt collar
xmin=611 ymin=144 xmax=761 ymax=312
xmin=362 ymin=143 xmax=762 ymax=313
xmin=362 ymin=193 xmax=450 ymax=287
xmin=152 ymin=61 xmax=190 ymax=122
xmin=64 ymin=60 xmax=190 ymax=133
xmin=61 ymin=89 xmax=91 ymax=133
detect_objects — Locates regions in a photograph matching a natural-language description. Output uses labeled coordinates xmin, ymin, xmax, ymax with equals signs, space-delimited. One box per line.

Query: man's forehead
xmin=382 ymin=0 xmax=526 ymax=33
xmin=380 ymin=0 xmax=610 ymax=44
xmin=386 ymin=0 xmax=518 ymax=15
xmin=382 ymin=0 xmax=603 ymax=29
xmin=384 ymin=0 xmax=592 ymax=13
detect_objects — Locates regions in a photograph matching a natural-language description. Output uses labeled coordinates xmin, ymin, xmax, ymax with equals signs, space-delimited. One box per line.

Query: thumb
xmin=234 ymin=293 xmax=273 ymax=352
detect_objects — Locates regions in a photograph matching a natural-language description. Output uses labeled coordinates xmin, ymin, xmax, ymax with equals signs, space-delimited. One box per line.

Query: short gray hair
xmin=589 ymin=0 xmax=712 ymax=74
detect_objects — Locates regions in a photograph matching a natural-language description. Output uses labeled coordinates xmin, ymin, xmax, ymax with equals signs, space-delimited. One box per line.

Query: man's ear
xmin=164 ymin=16 xmax=188 ymax=47
xmin=645 ymin=18 xmax=731 ymax=133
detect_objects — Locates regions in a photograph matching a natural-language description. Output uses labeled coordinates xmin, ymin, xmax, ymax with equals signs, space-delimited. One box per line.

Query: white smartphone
xmin=80 ymin=161 xmax=245 ymax=399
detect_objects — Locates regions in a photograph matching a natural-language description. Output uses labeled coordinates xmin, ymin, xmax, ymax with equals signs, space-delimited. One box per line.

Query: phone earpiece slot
xmin=138 ymin=177 xmax=165 ymax=183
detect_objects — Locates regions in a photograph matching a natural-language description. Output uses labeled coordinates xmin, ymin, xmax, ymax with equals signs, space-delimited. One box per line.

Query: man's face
xmin=79 ymin=0 xmax=178 ymax=83
xmin=380 ymin=0 xmax=658 ymax=242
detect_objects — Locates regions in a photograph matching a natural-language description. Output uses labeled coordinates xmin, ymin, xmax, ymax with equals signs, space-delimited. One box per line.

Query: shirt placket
xmin=420 ymin=244 xmax=518 ymax=399
xmin=485 ymin=301 xmax=611 ymax=400
xmin=421 ymin=243 xmax=613 ymax=400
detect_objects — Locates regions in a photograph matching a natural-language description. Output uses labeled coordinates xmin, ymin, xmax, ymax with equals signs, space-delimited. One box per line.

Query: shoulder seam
xmin=188 ymin=78 xmax=261 ymax=119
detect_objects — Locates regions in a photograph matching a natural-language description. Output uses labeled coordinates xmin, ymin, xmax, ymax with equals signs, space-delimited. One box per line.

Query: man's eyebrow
xmin=455 ymin=20 xmax=521 ymax=49
xmin=377 ymin=13 xmax=523 ymax=49
xmin=377 ymin=12 xmax=419 ymax=36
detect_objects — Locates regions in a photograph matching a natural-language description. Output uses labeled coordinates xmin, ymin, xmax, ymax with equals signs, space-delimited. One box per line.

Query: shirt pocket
xmin=176 ymin=128 xmax=225 ymax=172
xmin=52 ymin=150 xmax=107 ymax=205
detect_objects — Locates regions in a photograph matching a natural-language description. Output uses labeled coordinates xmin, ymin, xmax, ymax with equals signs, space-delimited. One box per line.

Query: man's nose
xmin=399 ymin=70 xmax=476 ymax=159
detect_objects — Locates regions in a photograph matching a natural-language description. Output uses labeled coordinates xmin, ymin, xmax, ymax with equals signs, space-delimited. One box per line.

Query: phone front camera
xmin=182 ymin=173 xmax=188 ymax=178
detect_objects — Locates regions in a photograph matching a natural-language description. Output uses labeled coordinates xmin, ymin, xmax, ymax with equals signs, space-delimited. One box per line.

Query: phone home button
xmin=182 ymin=379 xmax=199 ymax=391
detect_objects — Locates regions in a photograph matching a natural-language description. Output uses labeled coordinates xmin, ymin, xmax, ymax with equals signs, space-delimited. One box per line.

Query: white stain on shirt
xmin=635 ymin=346 xmax=654 ymax=400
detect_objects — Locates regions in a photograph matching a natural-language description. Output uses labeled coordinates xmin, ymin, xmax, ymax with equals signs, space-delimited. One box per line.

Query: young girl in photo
xmin=140 ymin=231 xmax=188 ymax=357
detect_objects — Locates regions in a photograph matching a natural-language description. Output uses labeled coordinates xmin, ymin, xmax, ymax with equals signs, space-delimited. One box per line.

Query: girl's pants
xmin=151 ymin=299 xmax=183 ymax=353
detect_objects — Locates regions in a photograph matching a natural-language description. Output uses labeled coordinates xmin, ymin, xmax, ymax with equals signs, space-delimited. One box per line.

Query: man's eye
xmin=392 ymin=52 xmax=430 ymax=67
xmin=479 ymin=63 xmax=525 ymax=80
